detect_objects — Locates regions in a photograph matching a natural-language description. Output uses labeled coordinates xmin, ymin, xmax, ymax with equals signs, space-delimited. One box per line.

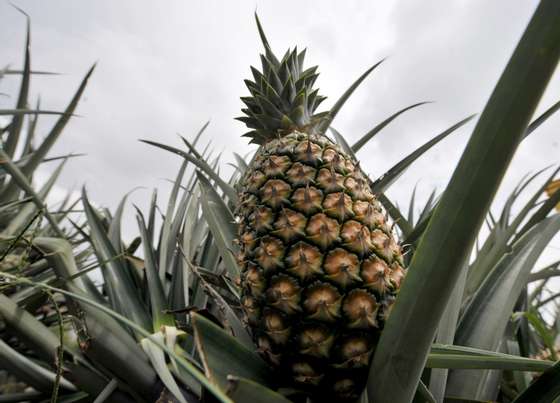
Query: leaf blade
xmin=367 ymin=3 xmax=560 ymax=401
xmin=351 ymin=102 xmax=431 ymax=153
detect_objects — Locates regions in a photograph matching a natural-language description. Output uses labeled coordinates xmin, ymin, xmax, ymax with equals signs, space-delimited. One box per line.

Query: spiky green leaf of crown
xmin=236 ymin=15 xmax=327 ymax=145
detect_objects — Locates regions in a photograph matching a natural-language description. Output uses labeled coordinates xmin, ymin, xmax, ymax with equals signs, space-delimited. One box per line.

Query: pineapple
xmin=235 ymin=17 xmax=406 ymax=401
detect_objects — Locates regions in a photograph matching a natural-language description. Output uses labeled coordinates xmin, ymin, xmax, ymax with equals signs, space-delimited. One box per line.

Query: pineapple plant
xmin=234 ymin=17 xmax=406 ymax=401
xmin=2 ymin=4 xmax=560 ymax=403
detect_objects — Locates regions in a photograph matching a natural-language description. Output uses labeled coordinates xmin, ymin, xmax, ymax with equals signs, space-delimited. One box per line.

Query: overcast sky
xmin=1 ymin=1 xmax=559 ymax=259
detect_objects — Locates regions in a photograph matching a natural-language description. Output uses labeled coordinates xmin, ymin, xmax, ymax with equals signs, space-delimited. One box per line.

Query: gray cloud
xmin=1 ymin=1 xmax=558 ymax=257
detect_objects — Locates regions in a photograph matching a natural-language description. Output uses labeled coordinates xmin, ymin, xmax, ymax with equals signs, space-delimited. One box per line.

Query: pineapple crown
xmin=236 ymin=14 xmax=328 ymax=145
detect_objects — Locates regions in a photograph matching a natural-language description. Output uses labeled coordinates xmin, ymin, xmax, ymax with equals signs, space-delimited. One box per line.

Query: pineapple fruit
xmin=235 ymin=17 xmax=406 ymax=401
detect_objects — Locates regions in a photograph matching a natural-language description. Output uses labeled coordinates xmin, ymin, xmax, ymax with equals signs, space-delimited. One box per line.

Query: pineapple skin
xmin=236 ymin=130 xmax=406 ymax=401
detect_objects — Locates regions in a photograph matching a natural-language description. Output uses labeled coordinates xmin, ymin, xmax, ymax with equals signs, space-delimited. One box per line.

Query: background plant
xmin=1 ymin=3 xmax=560 ymax=403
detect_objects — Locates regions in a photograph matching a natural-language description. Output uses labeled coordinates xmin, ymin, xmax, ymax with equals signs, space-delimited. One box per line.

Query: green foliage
xmin=368 ymin=1 xmax=560 ymax=401
xmin=2 ymin=5 xmax=560 ymax=403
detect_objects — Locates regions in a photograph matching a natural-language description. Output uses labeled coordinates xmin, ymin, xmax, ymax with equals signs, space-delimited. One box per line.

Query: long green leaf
xmin=448 ymin=215 xmax=560 ymax=399
xmin=192 ymin=312 xmax=273 ymax=392
xmin=141 ymin=331 xmax=188 ymax=403
xmin=82 ymin=188 xmax=151 ymax=333
xmin=141 ymin=139 xmax=237 ymax=202
xmin=108 ymin=193 xmax=129 ymax=252
xmin=0 ymin=293 xmax=116 ymax=398
xmin=0 ymin=148 xmax=65 ymax=237
xmin=523 ymin=98 xmax=560 ymax=139
xmin=512 ymin=360 xmax=560 ymax=403
xmin=524 ymin=310 xmax=557 ymax=360
xmin=32 ymin=237 xmax=92 ymax=294
xmin=404 ymin=204 xmax=437 ymax=247
xmin=159 ymin=160 xmax=188 ymax=280
xmin=62 ymin=285 xmax=158 ymax=402
xmin=1 ymin=68 xmax=58 ymax=76
xmin=2 ymin=66 xmax=95 ymax=202
xmin=92 ymin=379 xmax=119 ymax=403
xmin=377 ymin=192 xmax=413 ymax=237
xmin=186 ymin=261 xmax=251 ymax=349
xmin=2 ymin=159 xmax=66 ymax=236
xmin=313 ymin=59 xmax=385 ymax=135
xmin=515 ymin=180 xmax=560 ymax=241
xmin=368 ymin=2 xmax=560 ymax=401
xmin=426 ymin=353 xmax=552 ymax=371
xmin=330 ymin=127 xmax=354 ymax=156
xmin=135 ymin=208 xmax=174 ymax=329
xmin=0 ymin=108 xmax=67 ymax=116
xmin=466 ymin=167 xmax=560 ymax=296
xmin=0 ymin=272 xmax=233 ymax=403
xmin=412 ymin=381 xmax=435 ymax=403
xmin=431 ymin=343 xmax=533 ymax=357
xmin=31 ymin=237 xmax=159 ymax=400
xmin=0 ymin=338 xmax=76 ymax=392
xmin=197 ymin=172 xmax=239 ymax=280
xmin=0 ymin=293 xmax=62 ymax=359
xmin=22 ymin=65 xmax=95 ymax=175
xmin=528 ymin=260 xmax=560 ymax=282
xmin=418 ymin=190 xmax=438 ymax=224
xmin=167 ymin=196 xmax=191 ymax=313
xmin=330 ymin=128 xmax=415 ymax=237
xmin=407 ymin=184 xmax=418 ymax=225
xmin=4 ymin=14 xmax=30 ymax=157
xmin=371 ymin=115 xmax=475 ymax=194
xmin=428 ymin=264 xmax=468 ymax=401
xmin=233 ymin=152 xmax=249 ymax=176
xmin=352 ymin=102 xmax=431 ymax=153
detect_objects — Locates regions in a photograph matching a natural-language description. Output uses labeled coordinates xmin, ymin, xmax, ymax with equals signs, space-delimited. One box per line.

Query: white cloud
xmin=1 ymin=0 xmax=558 ymax=259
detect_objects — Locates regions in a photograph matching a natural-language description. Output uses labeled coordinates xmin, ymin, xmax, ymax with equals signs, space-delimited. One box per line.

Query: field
xmin=1 ymin=2 xmax=560 ymax=402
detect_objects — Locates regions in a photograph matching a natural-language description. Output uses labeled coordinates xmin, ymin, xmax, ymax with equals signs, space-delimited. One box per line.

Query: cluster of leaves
xmin=0 ymin=10 xmax=107 ymax=403
xmin=1 ymin=3 xmax=560 ymax=403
